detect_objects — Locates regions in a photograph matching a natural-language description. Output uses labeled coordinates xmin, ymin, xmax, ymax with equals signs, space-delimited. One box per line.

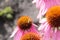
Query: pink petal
xmin=32 ymin=23 xmax=38 ymax=27
xmin=44 ymin=23 xmax=50 ymax=32
xmin=43 ymin=25 xmax=60 ymax=40
xmin=56 ymin=30 xmax=60 ymax=40
xmin=42 ymin=25 xmax=51 ymax=40
xmin=13 ymin=24 xmax=39 ymax=40
xmin=13 ymin=27 xmax=23 ymax=40
xmin=36 ymin=0 xmax=43 ymax=9
xmin=37 ymin=7 xmax=47 ymax=20
xmin=38 ymin=21 xmax=48 ymax=31
xmin=38 ymin=24 xmax=45 ymax=31
xmin=40 ymin=23 xmax=60 ymax=40
xmin=29 ymin=24 xmax=39 ymax=34
xmin=50 ymin=28 xmax=57 ymax=40
xmin=10 ymin=27 xmax=19 ymax=38
xmin=44 ymin=0 xmax=60 ymax=9
xmin=36 ymin=0 xmax=60 ymax=20
xmin=37 ymin=18 xmax=51 ymax=40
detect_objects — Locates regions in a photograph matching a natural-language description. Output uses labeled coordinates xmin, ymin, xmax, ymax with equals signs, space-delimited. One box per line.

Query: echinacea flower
xmin=20 ymin=32 xmax=41 ymax=40
xmin=38 ymin=6 xmax=60 ymax=40
xmin=10 ymin=16 xmax=39 ymax=40
xmin=32 ymin=0 xmax=60 ymax=22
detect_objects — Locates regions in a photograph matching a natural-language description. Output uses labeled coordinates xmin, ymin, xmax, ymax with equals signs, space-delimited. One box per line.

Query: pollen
xmin=46 ymin=6 xmax=60 ymax=27
xmin=17 ymin=16 xmax=32 ymax=30
xmin=20 ymin=32 xmax=40 ymax=40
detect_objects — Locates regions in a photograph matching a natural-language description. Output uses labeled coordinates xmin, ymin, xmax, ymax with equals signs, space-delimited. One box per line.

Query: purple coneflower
xmin=38 ymin=6 xmax=60 ymax=40
xmin=10 ymin=16 xmax=39 ymax=40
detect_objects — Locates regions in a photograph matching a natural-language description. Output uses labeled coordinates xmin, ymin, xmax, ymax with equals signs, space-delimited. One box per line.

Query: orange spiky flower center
xmin=17 ymin=16 xmax=32 ymax=30
xmin=20 ymin=32 xmax=40 ymax=40
xmin=46 ymin=6 xmax=60 ymax=27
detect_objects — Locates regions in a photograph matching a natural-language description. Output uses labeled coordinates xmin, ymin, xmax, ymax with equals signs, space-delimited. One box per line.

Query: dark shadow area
xmin=0 ymin=0 xmax=4 ymax=3
xmin=0 ymin=17 xmax=7 ymax=36
xmin=34 ymin=19 xmax=40 ymax=26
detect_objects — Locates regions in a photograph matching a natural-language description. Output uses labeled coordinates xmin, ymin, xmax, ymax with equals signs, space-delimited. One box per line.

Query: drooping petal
xmin=42 ymin=25 xmax=60 ymax=40
xmin=39 ymin=21 xmax=60 ymax=40
xmin=32 ymin=23 xmax=38 ymax=27
xmin=38 ymin=18 xmax=55 ymax=40
xmin=37 ymin=8 xmax=47 ymax=20
xmin=38 ymin=22 xmax=51 ymax=40
xmin=49 ymin=28 xmax=57 ymax=40
xmin=13 ymin=27 xmax=32 ymax=40
xmin=44 ymin=23 xmax=50 ymax=32
xmin=29 ymin=24 xmax=39 ymax=34
xmin=13 ymin=24 xmax=39 ymax=40
xmin=13 ymin=27 xmax=23 ymax=40
xmin=56 ymin=30 xmax=60 ymax=40
xmin=42 ymin=24 xmax=54 ymax=40
xmin=10 ymin=27 xmax=19 ymax=38
xmin=38 ymin=23 xmax=45 ymax=31
xmin=38 ymin=19 xmax=48 ymax=31
xmin=36 ymin=0 xmax=44 ymax=9
xmin=36 ymin=0 xmax=46 ymax=20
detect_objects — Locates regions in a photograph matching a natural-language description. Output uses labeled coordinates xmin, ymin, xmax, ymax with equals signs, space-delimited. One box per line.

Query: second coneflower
xmin=38 ymin=6 xmax=60 ymax=40
xmin=10 ymin=16 xmax=39 ymax=40
xmin=20 ymin=32 xmax=41 ymax=40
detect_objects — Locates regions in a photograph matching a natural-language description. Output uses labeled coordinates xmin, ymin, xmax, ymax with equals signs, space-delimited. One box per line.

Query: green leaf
xmin=6 ymin=14 xmax=13 ymax=19
xmin=0 ymin=11 xmax=4 ymax=16
xmin=3 ymin=7 xmax=13 ymax=14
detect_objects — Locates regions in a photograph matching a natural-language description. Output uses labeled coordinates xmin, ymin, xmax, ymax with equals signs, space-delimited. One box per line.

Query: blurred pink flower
xmin=38 ymin=6 xmax=60 ymax=40
xmin=10 ymin=24 xmax=39 ymax=40
xmin=38 ymin=18 xmax=60 ymax=40
xmin=32 ymin=0 xmax=60 ymax=21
